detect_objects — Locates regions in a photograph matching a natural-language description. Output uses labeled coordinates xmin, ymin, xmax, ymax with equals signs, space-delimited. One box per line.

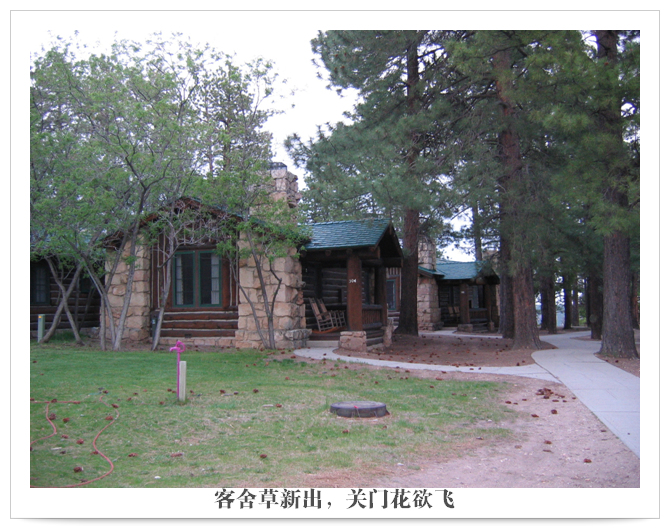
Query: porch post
xmin=347 ymin=252 xmax=363 ymax=331
xmin=459 ymin=282 xmax=470 ymax=325
xmin=375 ymin=265 xmax=388 ymax=323
xmin=485 ymin=283 xmax=495 ymax=331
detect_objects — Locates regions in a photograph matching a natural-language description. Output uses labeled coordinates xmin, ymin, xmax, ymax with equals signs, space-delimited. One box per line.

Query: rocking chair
xmin=307 ymin=298 xmax=346 ymax=333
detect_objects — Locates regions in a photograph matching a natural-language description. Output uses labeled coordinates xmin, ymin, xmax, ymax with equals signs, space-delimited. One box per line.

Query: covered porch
xmin=432 ymin=260 xmax=500 ymax=332
xmin=300 ymin=219 xmax=403 ymax=349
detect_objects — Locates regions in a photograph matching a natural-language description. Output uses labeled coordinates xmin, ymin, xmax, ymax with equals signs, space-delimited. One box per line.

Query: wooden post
xmin=347 ymin=253 xmax=363 ymax=331
xmin=484 ymin=284 xmax=495 ymax=331
xmin=484 ymin=284 xmax=493 ymax=322
xmin=375 ymin=266 xmax=388 ymax=324
xmin=459 ymin=283 xmax=470 ymax=324
xmin=37 ymin=314 xmax=45 ymax=342
xmin=178 ymin=361 xmax=187 ymax=402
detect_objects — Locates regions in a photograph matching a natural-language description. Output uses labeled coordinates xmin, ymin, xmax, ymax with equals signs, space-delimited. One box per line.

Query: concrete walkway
xmin=293 ymin=329 xmax=640 ymax=458
xmin=534 ymin=331 xmax=640 ymax=458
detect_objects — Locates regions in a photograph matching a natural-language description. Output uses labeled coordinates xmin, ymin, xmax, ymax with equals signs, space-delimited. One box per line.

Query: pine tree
xmin=288 ymin=31 xmax=466 ymax=335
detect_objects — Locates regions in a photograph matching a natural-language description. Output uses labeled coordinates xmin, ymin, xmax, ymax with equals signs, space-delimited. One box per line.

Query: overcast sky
xmin=16 ymin=8 xmax=660 ymax=261
xmin=25 ymin=11 xmax=360 ymax=182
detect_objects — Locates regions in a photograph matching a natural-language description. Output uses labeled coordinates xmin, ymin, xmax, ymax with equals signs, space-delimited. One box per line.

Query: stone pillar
xmin=104 ymin=242 xmax=151 ymax=342
xmin=418 ymin=236 xmax=437 ymax=270
xmin=383 ymin=318 xmax=394 ymax=347
xmin=270 ymin=163 xmax=302 ymax=208
xmin=235 ymin=244 xmax=310 ymax=350
xmin=339 ymin=331 xmax=367 ymax=353
xmin=417 ymin=236 xmax=442 ymax=331
xmin=417 ymin=276 xmax=443 ymax=331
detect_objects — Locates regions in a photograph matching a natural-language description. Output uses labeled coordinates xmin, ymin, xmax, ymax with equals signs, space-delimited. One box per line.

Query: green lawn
xmin=30 ymin=342 xmax=516 ymax=488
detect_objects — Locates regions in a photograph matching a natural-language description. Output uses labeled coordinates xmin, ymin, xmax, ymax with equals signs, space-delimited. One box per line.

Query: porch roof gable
xmin=433 ymin=259 xmax=498 ymax=281
xmin=304 ymin=219 xmax=395 ymax=252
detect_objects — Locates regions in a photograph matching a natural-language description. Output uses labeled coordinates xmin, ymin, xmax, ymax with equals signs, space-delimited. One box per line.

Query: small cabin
xmin=300 ymin=219 xmax=403 ymax=348
xmin=424 ymin=259 xmax=500 ymax=331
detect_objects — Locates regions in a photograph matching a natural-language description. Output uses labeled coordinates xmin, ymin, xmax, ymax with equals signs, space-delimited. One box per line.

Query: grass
xmin=30 ymin=341 xmax=517 ymax=488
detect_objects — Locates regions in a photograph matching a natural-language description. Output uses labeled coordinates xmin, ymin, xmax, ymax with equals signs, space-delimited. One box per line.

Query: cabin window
xmin=31 ymin=261 xmax=50 ymax=305
xmin=174 ymin=251 xmax=222 ymax=307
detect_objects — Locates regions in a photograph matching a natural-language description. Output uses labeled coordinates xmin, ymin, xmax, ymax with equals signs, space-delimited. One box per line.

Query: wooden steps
xmin=159 ymin=310 xmax=238 ymax=339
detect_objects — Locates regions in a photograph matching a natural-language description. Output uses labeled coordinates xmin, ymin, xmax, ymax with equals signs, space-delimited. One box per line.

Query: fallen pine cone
xmin=74 ymin=466 xmax=83 ymax=473
xmin=111 ymin=403 xmax=119 ymax=408
xmin=128 ymin=453 xmax=138 ymax=457
xmin=260 ymin=454 xmax=268 ymax=459
xmin=105 ymin=416 xmax=114 ymax=420
xmin=342 ymin=429 xmax=349 ymax=434
xmin=62 ymin=417 xmax=70 ymax=423
xmin=61 ymin=434 xmax=69 ymax=439
xmin=253 ymin=389 xmax=259 ymax=393
xmin=531 ymin=414 xmax=539 ymax=418
xmin=584 ymin=458 xmax=592 ymax=463
xmin=551 ymin=409 xmax=558 ymax=414
xmin=170 ymin=453 xmax=183 ymax=457
xmin=76 ymin=439 xmax=84 ymax=445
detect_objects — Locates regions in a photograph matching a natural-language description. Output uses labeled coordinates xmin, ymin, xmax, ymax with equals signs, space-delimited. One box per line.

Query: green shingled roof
xmin=304 ymin=219 xmax=391 ymax=251
xmin=433 ymin=259 xmax=497 ymax=280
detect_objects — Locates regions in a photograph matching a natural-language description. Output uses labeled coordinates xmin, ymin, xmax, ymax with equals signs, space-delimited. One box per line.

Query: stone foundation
xmin=156 ymin=336 xmax=236 ymax=349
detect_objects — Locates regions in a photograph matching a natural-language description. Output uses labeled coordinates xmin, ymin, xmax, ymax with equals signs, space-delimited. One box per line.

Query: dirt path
xmin=297 ymin=371 xmax=640 ymax=489
xmin=299 ymin=331 xmax=640 ymax=488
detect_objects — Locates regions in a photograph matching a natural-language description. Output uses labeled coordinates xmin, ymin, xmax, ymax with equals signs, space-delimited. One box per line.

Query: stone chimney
xmin=269 ymin=162 xmax=301 ymax=208
xmin=418 ymin=236 xmax=437 ymax=271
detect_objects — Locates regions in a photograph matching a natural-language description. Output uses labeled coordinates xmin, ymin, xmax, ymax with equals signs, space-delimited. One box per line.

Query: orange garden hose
xmin=30 ymin=396 xmax=119 ymax=488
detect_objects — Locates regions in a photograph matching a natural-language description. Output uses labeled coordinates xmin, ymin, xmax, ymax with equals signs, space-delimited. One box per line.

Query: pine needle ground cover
xmin=30 ymin=343 xmax=516 ymax=488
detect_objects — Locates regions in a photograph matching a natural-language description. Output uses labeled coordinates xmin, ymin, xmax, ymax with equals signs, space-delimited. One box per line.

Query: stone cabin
xmin=102 ymin=163 xmax=498 ymax=352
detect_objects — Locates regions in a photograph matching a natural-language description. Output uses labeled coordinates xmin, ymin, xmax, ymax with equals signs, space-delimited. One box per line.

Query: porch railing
xmin=362 ymin=304 xmax=384 ymax=328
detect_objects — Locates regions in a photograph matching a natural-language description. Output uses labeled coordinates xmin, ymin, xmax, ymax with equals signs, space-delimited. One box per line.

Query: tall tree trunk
xmin=497 ymin=232 xmax=514 ymax=339
xmin=512 ymin=263 xmax=543 ymax=349
xmin=493 ymin=44 xmax=541 ymax=350
xmin=472 ymin=201 xmax=483 ymax=261
xmin=594 ymin=30 xmax=637 ymax=358
xmin=396 ymin=38 xmax=422 ymax=336
xmin=397 ymin=207 xmax=420 ymax=335
xmin=631 ymin=271 xmax=640 ymax=330
xmin=540 ymin=274 xmax=557 ymax=334
xmin=572 ymin=282 xmax=580 ymax=327
xmin=601 ymin=232 xmax=637 ymax=357
xmin=562 ymin=275 xmax=572 ymax=330
xmin=587 ymin=274 xmax=603 ymax=341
